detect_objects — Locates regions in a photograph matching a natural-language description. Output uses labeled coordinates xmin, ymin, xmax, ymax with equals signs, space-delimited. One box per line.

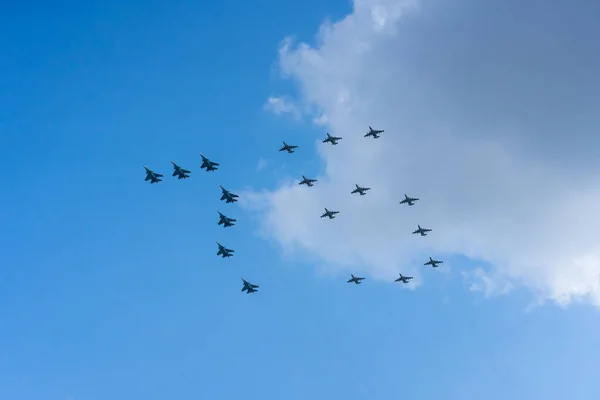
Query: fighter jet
xmin=364 ymin=126 xmax=384 ymax=139
xmin=320 ymin=208 xmax=339 ymax=219
xmin=241 ymin=278 xmax=259 ymax=294
xmin=351 ymin=184 xmax=370 ymax=196
xmin=279 ymin=141 xmax=298 ymax=153
xmin=347 ymin=274 xmax=365 ymax=284
xmin=395 ymin=273 xmax=413 ymax=283
xmin=399 ymin=194 xmax=419 ymax=206
xmin=424 ymin=257 xmax=443 ymax=268
xmin=412 ymin=225 xmax=432 ymax=236
xmin=171 ymin=161 xmax=191 ymax=179
xmin=299 ymin=175 xmax=317 ymax=187
xmin=200 ymin=154 xmax=219 ymax=171
xmin=217 ymin=211 xmax=236 ymax=227
xmin=143 ymin=166 xmax=163 ymax=183
xmin=322 ymin=133 xmax=342 ymax=145
xmin=216 ymin=242 xmax=234 ymax=258
xmin=220 ymin=186 xmax=239 ymax=203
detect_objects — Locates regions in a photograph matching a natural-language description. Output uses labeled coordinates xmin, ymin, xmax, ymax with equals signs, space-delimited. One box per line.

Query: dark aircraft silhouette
xmin=299 ymin=175 xmax=317 ymax=187
xmin=351 ymin=184 xmax=370 ymax=195
xmin=216 ymin=242 xmax=234 ymax=258
xmin=217 ymin=211 xmax=236 ymax=227
xmin=200 ymin=154 xmax=219 ymax=171
xmin=220 ymin=186 xmax=239 ymax=203
xmin=279 ymin=141 xmax=298 ymax=153
xmin=143 ymin=166 xmax=163 ymax=183
xmin=322 ymin=133 xmax=342 ymax=145
xmin=347 ymin=274 xmax=365 ymax=284
xmin=171 ymin=161 xmax=191 ymax=179
xmin=412 ymin=225 xmax=432 ymax=236
xmin=399 ymin=194 xmax=419 ymax=206
xmin=424 ymin=257 xmax=443 ymax=268
xmin=241 ymin=278 xmax=259 ymax=294
xmin=395 ymin=273 xmax=413 ymax=283
xmin=320 ymin=208 xmax=339 ymax=219
xmin=364 ymin=126 xmax=384 ymax=139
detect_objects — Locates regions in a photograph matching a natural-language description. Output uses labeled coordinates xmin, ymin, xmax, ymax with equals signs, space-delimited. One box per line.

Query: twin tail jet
xmin=323 ymin=133 xmax=342 ymax=145
xmin=171 ymin=161 xmax=191 ymax=179
xmin=216 ymin=242 xmax=234 ymax=258
xmin=364 ymin=126 xmax=384 ymax=139
xmin=320 ymin=208 xmax=339 ymax=219
xmin=220 ymin=186 xmax=239 ymax=203
xmin=279 ymin=141 xmax=298 ymax=153
xmin=143 ymin=166 xmax=163 ymax=184
xmin=351 ymin=184 xmax=370 ymax=195
xmin=241 ymin=278 xmax=259 ymax=294
xmin=217 ymin=211 xmax=236 ymax=227
xmin=412 ymin=225 xmax=432 ymax=236
xmin=200 ymin=154 xmax=219 ymax=171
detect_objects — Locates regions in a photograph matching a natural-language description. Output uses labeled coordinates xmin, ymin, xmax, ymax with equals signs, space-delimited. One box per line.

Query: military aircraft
xmin=279 ymin=141 xmax=298 ymax=153
xmin=299 ymin=175 xmax=317 ymax=187
xmin=217 ymin=211 xmax=236 ymax=227
xmin=364 ymin=126 xmax=384 ymax=139
xmin=216 ymin=242 xmax=234 ymax=258
xmin=412 ymin=225 xmax=432 ymax=236
xmin=399 ymin=194 xmax=419 ymax=206
xmin=220 ymin=186 xmax=239 ymax=203
xmin=322 ymin=133 xmax=342 ymax=145
xmin=395 ymin=273 xmax=413 ymax=283
xmin=241 ymin=278 xmax=259 ymax=294
xmin=143 ymin=166 xmax=163 ymax=183
xmin=320 ymin=208 xmax=339 ymax=219
xmin=200 ymin=154 xmax=219 ymax=171
xmin=424 ymin=257 xmax=443 ymax=268
xmin=347 ymin=274 xmax=365 ymax=284
xmin=171 ymin=161 xmax=191 ymax=179
xmin=351 ymin=184 xmax=370 ymax=196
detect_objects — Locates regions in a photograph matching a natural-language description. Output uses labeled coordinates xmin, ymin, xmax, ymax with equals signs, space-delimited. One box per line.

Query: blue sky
xmin=2 ymin=1 xmax=600 ymax=399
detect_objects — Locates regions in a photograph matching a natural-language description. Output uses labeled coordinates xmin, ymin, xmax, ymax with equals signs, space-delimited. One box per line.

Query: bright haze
xmin=245 ymin=0 xmax=600 ymax=307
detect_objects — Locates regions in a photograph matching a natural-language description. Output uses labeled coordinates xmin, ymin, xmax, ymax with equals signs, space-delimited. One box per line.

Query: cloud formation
xmin=263 ymin=96 xmax=301 ymax=119
xmin=243 ymin=0 xmax=600 ymax=307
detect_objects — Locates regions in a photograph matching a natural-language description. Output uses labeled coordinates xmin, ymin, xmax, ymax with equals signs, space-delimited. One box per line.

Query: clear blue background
xmin=1 ymin=2 xmax=599 ymax=399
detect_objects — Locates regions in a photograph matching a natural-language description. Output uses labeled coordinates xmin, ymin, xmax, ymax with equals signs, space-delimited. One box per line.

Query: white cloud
xmin=242 ymin=0 xmax=600 ymax=307
xmin=256 ymin=157 xmax=268 ymax=171
xmin=463 ymin=268 xmax=514 ymax=299
xmin=263 ymin=96 xmax=301 ymax=119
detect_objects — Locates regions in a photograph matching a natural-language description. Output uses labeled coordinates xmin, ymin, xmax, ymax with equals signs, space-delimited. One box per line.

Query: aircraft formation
xmin=144 ymin=126 xmax=444 ymax=293
xmin=143 ymin=154 xmax=257 ymax=294
xmin=279 ymin=127 xmax=445 ymax=287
